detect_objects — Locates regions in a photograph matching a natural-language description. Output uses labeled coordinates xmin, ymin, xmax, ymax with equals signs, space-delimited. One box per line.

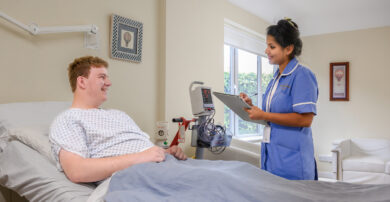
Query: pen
xmin=249 ymin=93 xmax=258 ymax=97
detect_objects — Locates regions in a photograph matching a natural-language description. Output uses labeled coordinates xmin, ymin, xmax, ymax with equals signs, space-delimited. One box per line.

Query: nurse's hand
xmin=239 ymin=93 xmax=253 ymax=106
xmin=244 ymin=106 xmax=267 ymax=120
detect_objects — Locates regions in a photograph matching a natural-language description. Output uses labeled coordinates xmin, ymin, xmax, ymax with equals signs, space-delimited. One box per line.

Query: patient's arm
xmin=59 ymin=146 xmax=166 ymax=183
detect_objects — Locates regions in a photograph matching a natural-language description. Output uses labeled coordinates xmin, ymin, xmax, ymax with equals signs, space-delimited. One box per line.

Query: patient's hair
xmin=68 ymin=56 xmax=108 ymax=92
xmin=267 ymin=19 xmax=302 ymax=59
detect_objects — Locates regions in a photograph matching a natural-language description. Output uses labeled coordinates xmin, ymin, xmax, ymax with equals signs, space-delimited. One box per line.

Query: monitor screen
xmin=201 ymin=88 xmax=213 ymax=104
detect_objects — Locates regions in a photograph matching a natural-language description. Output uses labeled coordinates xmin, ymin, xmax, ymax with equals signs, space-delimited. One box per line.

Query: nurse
xmin=240 ymin=18 xmax=319 ymax=180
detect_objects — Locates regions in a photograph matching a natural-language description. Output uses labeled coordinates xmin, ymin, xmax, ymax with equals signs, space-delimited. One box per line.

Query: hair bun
xmin=282 ymin=17 xmax=298 ymax=30
xmin=267 ymin=18 xmax=302 ymax=59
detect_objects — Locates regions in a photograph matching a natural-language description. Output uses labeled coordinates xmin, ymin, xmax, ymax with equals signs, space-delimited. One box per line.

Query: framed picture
xmin=330 ymin=62 xmax=349 ymax=101
xmin=110 ymin=14 xmax=143 ymax=63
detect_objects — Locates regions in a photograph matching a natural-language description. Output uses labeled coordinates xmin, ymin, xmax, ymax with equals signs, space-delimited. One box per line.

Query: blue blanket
xmin=105 ymin=155 xmax=390 ymax=202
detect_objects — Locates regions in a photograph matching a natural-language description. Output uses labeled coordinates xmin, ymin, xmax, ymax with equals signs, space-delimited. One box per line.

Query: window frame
xmin=225 ymin=44 xmax=270 ymax=138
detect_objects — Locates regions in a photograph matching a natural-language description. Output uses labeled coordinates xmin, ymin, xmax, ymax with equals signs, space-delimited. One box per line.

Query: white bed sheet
xmin=87 ymin=177 xmax=111 ymax=202
xmin=0 ymin=141 xmax=96 ymax=202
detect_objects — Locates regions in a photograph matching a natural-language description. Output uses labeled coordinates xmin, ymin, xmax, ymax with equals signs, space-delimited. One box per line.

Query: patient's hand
xmin=139 ymin=146 xmax=166 ymax=163
xmin=165 ymin=145 xmax=187 ymax=160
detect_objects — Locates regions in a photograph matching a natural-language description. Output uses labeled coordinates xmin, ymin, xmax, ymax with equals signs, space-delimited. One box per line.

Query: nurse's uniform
xmin=261 ymin=57 xmax=318 ymax=180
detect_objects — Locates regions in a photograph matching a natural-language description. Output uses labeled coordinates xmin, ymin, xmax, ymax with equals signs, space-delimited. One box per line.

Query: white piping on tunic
xmin=266 ymin=74 xmax=281 ymax=113
xmin=263 ymin=62 xmax=306 ymax=143
xmin=266 ymin=63 xmax=299 ymax=113
xmin=293 ymin=102 xmax=316 ymax=107
xmin=281 ymin=62 xmax=299 ymax=76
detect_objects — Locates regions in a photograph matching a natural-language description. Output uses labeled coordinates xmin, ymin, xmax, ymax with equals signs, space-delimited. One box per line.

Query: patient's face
xmin=85 ymin=67 xmax=111 ymax=104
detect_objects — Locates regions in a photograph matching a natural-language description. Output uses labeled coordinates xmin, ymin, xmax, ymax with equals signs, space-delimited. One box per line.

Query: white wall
xmin=301 ymin=26 xmax=390 ymax=171
xmin=164 ymin=0 xmax=269 ymax=156
xmin=7 ymin=0 xmax=347 ymax=165
xmin=4 ymin=0 xmax=386 ymax=175
xmin=0 ymin=0 xmax=163 ymax=135
xmin=1 ymin=0 xmax=269 ymax=157
xmin=163 ymin=1 xmax=390 ymax=173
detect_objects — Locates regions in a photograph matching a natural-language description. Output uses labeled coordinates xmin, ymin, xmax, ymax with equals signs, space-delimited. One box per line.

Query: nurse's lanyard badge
xmin=263 ymin=63 xmax=299 ymax=143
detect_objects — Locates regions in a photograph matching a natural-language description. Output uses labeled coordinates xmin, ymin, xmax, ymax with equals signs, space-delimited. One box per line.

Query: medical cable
xmin=196 ymin=109 xmax=231 ymax=154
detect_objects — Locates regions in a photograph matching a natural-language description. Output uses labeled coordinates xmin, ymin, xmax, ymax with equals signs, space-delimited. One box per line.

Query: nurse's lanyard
xmin=262 ymin=63 xmax=299 ymax=143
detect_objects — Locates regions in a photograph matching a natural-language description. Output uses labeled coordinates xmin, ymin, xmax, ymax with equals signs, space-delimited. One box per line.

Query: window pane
xmin=237 ymin=49 xmax=258 ymax=136
xmin=224 ymin=45 xmax=231 ymax=94
xmin=223 ymin=45 xmax=232 ymax=133
xmin=261 ymin=56 xmax=274 ymax=92
xmin=252 ymin=56 xmax=274 ymax=137
xmin=223 ymin=45 xmax=274 ymax=139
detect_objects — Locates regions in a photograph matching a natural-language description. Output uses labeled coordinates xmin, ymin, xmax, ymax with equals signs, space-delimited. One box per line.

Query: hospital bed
xmin=0 ymin=102 xmax=100 ymax=201
xmin=1 ymin=102 xmax=390 ymax=202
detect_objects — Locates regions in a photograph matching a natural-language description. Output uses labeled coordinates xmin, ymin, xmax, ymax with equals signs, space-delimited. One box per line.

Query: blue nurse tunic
xmin=261 ymin=57 xmax=318 ymax=180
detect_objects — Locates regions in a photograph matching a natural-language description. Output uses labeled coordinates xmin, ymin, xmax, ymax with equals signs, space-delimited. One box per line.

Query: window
xmin=223 ymin=20 xmax=276 ymax=139
xmin=224 ymin=45 xmax=274 ymax=138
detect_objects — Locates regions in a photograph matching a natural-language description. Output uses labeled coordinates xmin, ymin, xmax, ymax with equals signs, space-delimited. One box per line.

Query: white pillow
xmin=0 ymin=126 xmax=10 ymax=152
xmin=0 ymin=101 xmax=71 ymax=158
xmin=8 ymin=125 xmax=55 ymax=164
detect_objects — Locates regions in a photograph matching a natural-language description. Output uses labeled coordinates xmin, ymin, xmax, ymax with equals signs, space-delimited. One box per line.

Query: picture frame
xmin=110 ymin=14 xmax=143 ymax=63
xmin=330 ymin=62 xmax=349 ymax=101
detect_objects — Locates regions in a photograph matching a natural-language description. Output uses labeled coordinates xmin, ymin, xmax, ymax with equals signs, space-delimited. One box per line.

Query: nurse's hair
xmin=68 ymin=56 xmax=108 ymax=92
xmin=267 ymin=18 xmax=302 ymax=59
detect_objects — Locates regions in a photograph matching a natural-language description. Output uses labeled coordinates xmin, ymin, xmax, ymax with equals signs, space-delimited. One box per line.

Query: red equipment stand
xmin=170 ymin=117 xmax=196 ymax=147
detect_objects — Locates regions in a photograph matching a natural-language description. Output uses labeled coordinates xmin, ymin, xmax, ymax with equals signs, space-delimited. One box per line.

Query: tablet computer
xmin=213 ymin=92 xmax=267 ymax=125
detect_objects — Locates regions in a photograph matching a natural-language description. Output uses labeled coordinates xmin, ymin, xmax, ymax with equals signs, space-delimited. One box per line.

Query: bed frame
xmin=0 ymin=185 xmax=27 ymax=202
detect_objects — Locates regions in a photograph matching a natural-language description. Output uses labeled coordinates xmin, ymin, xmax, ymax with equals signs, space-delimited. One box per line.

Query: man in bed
xmin=49 ymin=56 xmax=187 ymax=183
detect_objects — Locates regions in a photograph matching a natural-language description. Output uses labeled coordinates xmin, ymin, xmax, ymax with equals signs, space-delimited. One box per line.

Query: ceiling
xmin=228 ymin=0 xmax=390 ymax=36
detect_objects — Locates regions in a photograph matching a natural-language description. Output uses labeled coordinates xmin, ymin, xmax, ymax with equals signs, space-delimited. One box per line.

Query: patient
xmin=49 ymin=56 xmax=186 ymax=183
